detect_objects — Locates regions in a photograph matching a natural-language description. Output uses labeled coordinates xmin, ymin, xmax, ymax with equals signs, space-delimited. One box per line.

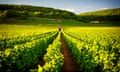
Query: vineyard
xmin=0 ymin=25 xmax=120 ymax=72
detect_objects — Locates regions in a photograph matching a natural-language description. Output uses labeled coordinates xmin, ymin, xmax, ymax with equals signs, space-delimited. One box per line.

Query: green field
xmin=0 ymin=24 xmax=120 ymax=72
xmin=0 ymin=24 xmax=57 ymax=32
xmin=1 ymin=17 xmax=120 ymax=27
xmin=0 ymin=24 xmax=119 ymax=32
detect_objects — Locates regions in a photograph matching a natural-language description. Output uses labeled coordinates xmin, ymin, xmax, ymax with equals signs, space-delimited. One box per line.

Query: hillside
xmin=0 ymin=4 xmax=76 ymax=20
xmin=79 ymin=8 xmax=120 ymax=16
xmin=0 ymin=4 xmax=120 ymax=26
xmin=77 ymin=8 xmax=120 ymax=23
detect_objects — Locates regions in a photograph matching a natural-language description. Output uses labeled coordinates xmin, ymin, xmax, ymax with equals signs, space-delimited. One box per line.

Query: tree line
xmin=77 ymin=8 xmax=120 ymax=23
xmin=0 ymin=4 xmax=77 ymax=20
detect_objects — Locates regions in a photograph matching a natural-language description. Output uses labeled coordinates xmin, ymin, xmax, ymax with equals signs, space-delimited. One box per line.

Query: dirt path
xmin=61 ymin=33 xmax=80 ymax=72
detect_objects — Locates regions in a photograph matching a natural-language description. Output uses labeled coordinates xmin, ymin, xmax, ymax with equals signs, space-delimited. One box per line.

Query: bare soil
xmin=61 ymin=33 xmax=80 ymax=72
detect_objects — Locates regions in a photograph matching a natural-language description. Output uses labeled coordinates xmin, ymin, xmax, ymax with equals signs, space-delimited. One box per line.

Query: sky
xmin=0 ymin=0 xmax=120 ymax=14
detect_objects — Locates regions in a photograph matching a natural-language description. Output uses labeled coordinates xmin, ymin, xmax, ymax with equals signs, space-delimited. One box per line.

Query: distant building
xmin=90 ymin=21 xmax=100 ymax=24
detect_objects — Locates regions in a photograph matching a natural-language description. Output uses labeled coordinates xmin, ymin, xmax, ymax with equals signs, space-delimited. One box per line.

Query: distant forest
xmin=77 ymin=8 xmax=120 ymax=22
xmin=0 ymin=4 xmax=77 ymax=20
xmin=0 ymin=4 xmax=120 ymax=23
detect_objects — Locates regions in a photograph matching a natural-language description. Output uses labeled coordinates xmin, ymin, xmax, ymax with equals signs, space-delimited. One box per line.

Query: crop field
xmin=63 ymin=27 xmax=120 ymax=72
xmin=0 ymin=25 xmax=120 ymax=72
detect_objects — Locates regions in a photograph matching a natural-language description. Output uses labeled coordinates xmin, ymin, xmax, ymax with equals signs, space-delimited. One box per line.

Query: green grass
xmin=0 ymin=17 xmax=120 ymax=32
xmin=0 ymin=17 xmax=120 ymax=27
xmin=0 ymin=24 xmax=57 ymax=32
xmin=63 ymin=27 xmax=120 ymax=32
xmin=0 ymin=24 xmax=120 ymax=33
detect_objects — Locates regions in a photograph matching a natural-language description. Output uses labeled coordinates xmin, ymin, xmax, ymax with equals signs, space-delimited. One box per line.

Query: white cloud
xmin=96 ymin=8 xmax=108 ymax=11
xmin=100 ymin=8 xmax=108 ymax=10
xmin=59 ymin=8 xmax=76 ymax=12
